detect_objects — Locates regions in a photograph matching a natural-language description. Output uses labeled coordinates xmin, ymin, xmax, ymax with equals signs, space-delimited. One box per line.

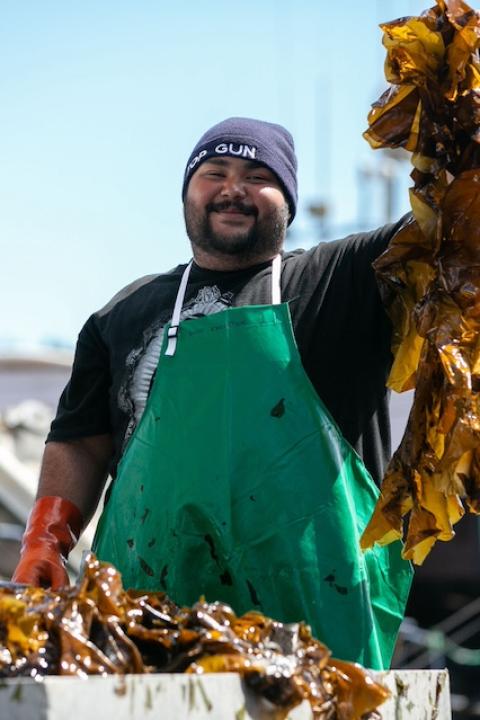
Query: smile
xmin=216 ymin=209 xmax=252 ymax=215
xmin=208 ymin=201 xmax=257 ymax=217
xmin=211 ymin=211 xmax=255 ymax=223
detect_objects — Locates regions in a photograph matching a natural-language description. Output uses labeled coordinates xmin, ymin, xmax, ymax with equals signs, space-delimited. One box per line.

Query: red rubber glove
xmin=12 ymin=496 xmax=84 ymax=589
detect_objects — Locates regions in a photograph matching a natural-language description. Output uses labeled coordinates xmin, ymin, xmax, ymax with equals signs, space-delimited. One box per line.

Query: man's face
xmin=184 ymin=157 xmax=289 ymax=260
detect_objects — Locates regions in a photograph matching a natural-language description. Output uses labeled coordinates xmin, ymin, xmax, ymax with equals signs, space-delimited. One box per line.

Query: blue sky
xmin=0 ymin=0 xmax=423 ymax=347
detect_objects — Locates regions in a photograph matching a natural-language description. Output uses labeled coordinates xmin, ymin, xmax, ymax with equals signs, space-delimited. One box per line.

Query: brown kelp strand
xmin=361 ymin=0 xmax=480 ymax=563
xmin=0 ymin=553 xmax=388 ymax=720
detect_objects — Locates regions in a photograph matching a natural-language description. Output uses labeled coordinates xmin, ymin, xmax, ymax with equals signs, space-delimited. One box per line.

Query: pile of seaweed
xmin=0 ymin=554 xmax=387 ymax=720
xmin=361 ymin=0 xmax=480 ymax=563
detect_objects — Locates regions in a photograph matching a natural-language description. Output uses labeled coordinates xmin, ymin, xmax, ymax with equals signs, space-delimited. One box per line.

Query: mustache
xmin=206 ymin=200 xmax=258 ymax=216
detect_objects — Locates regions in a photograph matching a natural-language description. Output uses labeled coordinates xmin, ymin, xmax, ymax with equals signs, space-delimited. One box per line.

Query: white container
xmin=0 ymin=669 xmax=451 ymax=720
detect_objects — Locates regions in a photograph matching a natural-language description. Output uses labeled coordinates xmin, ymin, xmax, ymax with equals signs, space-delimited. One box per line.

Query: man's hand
xmin=12 ymin=496 xmax=83 ymax=589
xmin=12 ymin=434 xmax=113 ymax=588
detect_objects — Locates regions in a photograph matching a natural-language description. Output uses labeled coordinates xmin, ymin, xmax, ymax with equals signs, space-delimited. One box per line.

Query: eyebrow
xmin=202 ymin=158 xmax=270 ymax=171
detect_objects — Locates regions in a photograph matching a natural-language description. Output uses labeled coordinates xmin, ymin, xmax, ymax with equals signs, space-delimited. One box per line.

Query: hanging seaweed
xmin=361 ymin=0 xmax=480 ymax=563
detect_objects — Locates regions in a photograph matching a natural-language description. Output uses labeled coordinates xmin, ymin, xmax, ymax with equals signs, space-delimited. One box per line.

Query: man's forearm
xmin=37 ymin=434 xmax=113 ymax=526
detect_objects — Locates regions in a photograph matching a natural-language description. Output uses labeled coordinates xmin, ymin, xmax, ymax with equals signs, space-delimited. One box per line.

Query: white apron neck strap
xmin=165 ymin=255 xmax=282 ymax=357
xmin=165 ymin=260 xmax=193 ymax=357
xmin=271 ymin=253 xmax=282 ymax=305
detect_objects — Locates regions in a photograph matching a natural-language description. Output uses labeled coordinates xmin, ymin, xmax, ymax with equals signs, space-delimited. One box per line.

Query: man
xmin=13 ymin=117 xmax=412 ymax=669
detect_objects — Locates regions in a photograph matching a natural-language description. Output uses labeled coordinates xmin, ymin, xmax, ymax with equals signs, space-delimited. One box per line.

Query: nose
xmin=219 ymin=175 xmax=247 ymax=199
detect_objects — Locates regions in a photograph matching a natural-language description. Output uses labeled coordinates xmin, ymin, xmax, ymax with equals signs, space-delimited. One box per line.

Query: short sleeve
xmin=47 ymin=315 xmax=111 ymax=442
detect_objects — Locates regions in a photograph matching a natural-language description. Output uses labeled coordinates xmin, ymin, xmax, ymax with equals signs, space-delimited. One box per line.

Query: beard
xmin=184 ymin=198 xmax=289 ymax=260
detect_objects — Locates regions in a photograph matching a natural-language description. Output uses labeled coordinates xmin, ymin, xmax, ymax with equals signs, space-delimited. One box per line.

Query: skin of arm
xmin=36 ymin=434 xmax=114 ymax=527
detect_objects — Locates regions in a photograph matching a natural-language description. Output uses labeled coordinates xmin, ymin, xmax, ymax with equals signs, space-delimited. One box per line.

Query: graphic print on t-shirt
xmin=118 ymin=285 xmax=234 ymax=447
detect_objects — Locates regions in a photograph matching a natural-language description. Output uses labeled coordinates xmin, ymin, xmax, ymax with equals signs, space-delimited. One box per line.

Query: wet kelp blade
xmin=0 ymin=553 xmax=389 ymax=720
xmin=361 ymin=0 xmax=480 ymax=563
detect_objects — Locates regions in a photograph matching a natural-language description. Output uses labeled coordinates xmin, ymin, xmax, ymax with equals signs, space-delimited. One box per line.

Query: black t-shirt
xmin=48 ymin=216 xmax=409 ymax=485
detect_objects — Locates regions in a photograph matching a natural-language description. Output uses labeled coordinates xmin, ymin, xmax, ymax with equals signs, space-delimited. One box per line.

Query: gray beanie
xmin=182 ymin=117 xmax=298 ymax=224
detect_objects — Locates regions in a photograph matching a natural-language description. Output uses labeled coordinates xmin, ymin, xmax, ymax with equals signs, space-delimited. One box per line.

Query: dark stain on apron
xmin=220 ymin=570 xmax=233 ymax=586
xmin=204 ymin=534 xmax=219 ymax=562
xmin=139 ymin=557 xmax=154 ymax=577
xmin=324 ymin=572 xmax=348 ymax=595
xmin=246 ymin=579 xmax=262 ymax=607
xmin=160 ymin=564 xmax=168 ymax=590
xmin=205 ymin=534 xmax=232 ymax=587
xmin=270 ymin=398 xmax=285 ymax=418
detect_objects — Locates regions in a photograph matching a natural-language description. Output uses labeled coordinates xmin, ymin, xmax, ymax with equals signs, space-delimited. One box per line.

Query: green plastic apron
xmin=93 ymin=255 xmax=412 ymax=669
